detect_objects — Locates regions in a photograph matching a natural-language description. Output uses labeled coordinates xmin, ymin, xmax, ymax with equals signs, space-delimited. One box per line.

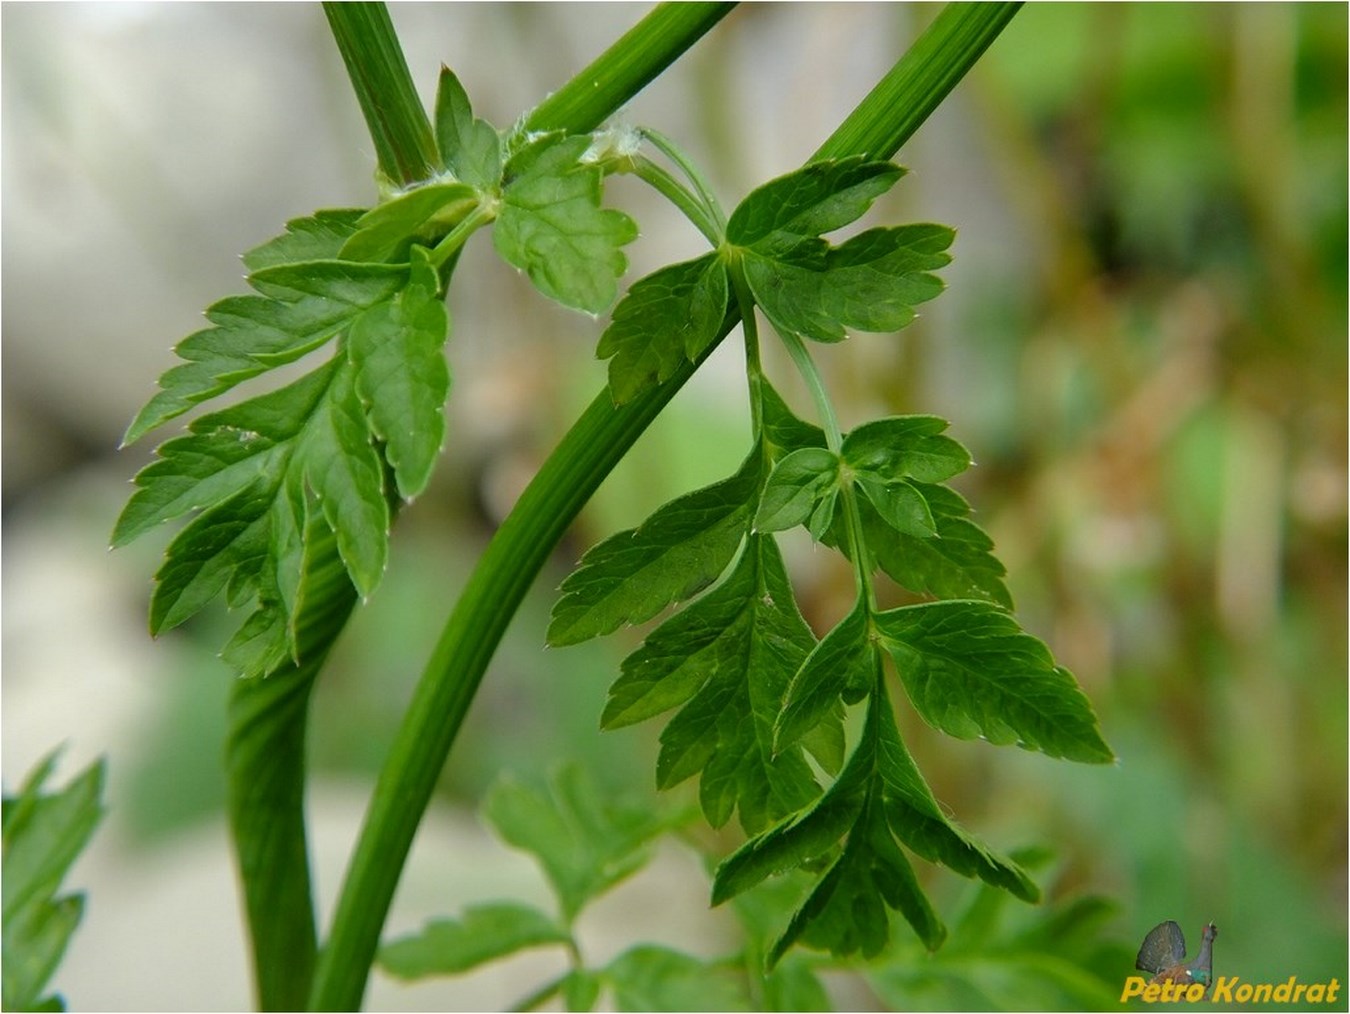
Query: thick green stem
xmin=323 ymin=3 xmax=439 ymax=186
xmin=308 ymin=4 xmax=1021 ymax=1009
xmin=525 ymin=4 xmax=737 ymax=135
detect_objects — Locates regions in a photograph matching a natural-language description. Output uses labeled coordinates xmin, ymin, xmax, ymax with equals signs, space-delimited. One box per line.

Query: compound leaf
xmin=596 ymin=253 xmax=728 ymax=403
xmin=649 ymin=535 xmax=823 ymax=834
xmin=547 ymin=449 xmax=760 ymax=646
xmin=495 ymin=134 xmax=637 ymax=313
xmin=875 ymin=601 xmax=1115 ymax=764
xmin=377 ymin=903 xmax=568 ymax=979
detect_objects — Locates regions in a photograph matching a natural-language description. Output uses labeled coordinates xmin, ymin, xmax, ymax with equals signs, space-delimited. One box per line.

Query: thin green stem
xmin=308 ymin=4 xmax=1020 ymax=1008
xmin=628 ymin=157 xmax=722 ymax=246
xmin=726 ymin=257 xmax=765 ymax=439
xmin=429 ymin=202 xmax=496 ymax=270
xmin=323 ymin=3 xmax=439 ymax=186
xmin=640 ymin=127 xmax=728 ymax=236
xmin=776 ymin=328 xmax=875 ymax=606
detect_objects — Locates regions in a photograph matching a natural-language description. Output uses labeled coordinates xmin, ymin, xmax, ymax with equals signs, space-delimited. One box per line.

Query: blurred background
xmin=3 ymin=3 xmax=1345 ymax=1010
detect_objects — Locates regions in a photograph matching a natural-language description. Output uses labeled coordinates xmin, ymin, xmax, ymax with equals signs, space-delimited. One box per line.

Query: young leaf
xmin=377 ymin=902 xmax=568 ymax=979
xmin=495 ymin=134 xmax=637 ymax=313
xmin=746 ymin=225 xmax=953 ymax=344
xmin=726 ymin=158 xmax=904 ymax=248
xmin=875 ymin=601 xmax=1115 ymax=764
xmin=347 ymin=245 xmax=450 ymax=499
xmin=596 ymin=253 xmax=728 ymax=404
xmin=338 ymin=182 xmax=478 ymax=263
xmin=604 ymin=946 xmax=750 ymax=1012
xmin=646 ymin=535 xmax=824 ymax=834
xmin=2 ymin=754 xmax=105 ymax=1013
xmin=754 ymin=447 xmax=839 ymax=534
xmin=123 ymin=260 xmax=408 ymax=444
xmin=433 ymin=66 xmax=503 ymax=189
xmin=481 ymin=765 xmax=663 ymax=920
xmin=841 ymin=414 xmax=971 ymax=484
xmin=547 ymin=449 xmax=760 ymax=646
xmin=855 ymin=475 xmax=937 ymax=539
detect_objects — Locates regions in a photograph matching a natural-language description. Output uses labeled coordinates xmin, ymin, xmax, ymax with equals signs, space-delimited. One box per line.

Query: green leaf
xmin=298 ymin=363 xmax=389 ymax=598
xmin=771 ymin=795 xmax=945 ymax=964
xmin=377 ymin=903 xmax=568 ymax=979
xmin=596 ymin=254 xmax=728 ymax=404
xmin=636 ymin=535 xmax=823 ymax=834
xmin=604 ymin=946 xmax=749 ymax=1012
xmin=2 ymin=755 xmax=105 ymax=1013
xmin=547 ymin=449 xmax=760 ymax=646
xmin=760 ymin=381 xmax=827 ymax=460
xmin=338 ymin=182 xmax=478 ymax=263
xmin=875 ymin=601 xmax=1115 ymax=764
xmin=348 ymin=246 xmax=450 ymax=499
xmin=754 ymin=447 xmax=839 ymax=534
xmin=495 ymin=134 xmax=637 ymax=313
xmin=873 ymin=694 xmax=1039 ymax=902
xmin=481 ymin=765 xmax=663 ymax=920
xmin=841 ymin=488 xmax=1012 ymax=607
xmin=841 ymin=414 xmax=971 ymax=483
xmin=433 ymin=67 xmax=503 ymax=189
xmin=123 ymin=260 xmax=408 ymax=444
xmin=775 ymin=601 xmax=873 ymax=753
xmin=746 ymin=225 xmax=953 ymax=344
xmin=855 ymin=475 xmax=937 ymax=538
xmin=563 ymin=969 xmax=602 ymax=1012
xmin=727 ymin=158 xmax=904 ymax=248
xmin=242 ymin=209 xmax=367 ymax=271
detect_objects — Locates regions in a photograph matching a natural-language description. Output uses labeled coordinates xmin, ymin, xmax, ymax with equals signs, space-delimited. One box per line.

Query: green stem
xmin=307 ymin=6 xmax=734 ymax=1010
xmin=309 ymin=3 xmax=1020 ymax=1008
xmin=726 ymin=257 xmax=766 ymax=438
xmin=323 ymin=3 xmax=439 ymax=186
xmin=640 ymin=127 xmax=729 ymax=236
xmin=429 ymin=202 xmax=496 ymax=269
xmin=776 ymin=328 xmax=875 ymax=606
xmin=812 ymin=2 xmax=1022 ymax=162
xmin=629 ymin=157 xmax=722 ymax=246
xmin=525 ymin=3 xmax=737 ymax=135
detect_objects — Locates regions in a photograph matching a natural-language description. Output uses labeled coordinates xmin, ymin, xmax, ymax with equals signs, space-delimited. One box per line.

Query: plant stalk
xmin=308 ymin=3 xmax=1021 ymax=1009
xmin=323 ymin=3 xmax=440 ymax=186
